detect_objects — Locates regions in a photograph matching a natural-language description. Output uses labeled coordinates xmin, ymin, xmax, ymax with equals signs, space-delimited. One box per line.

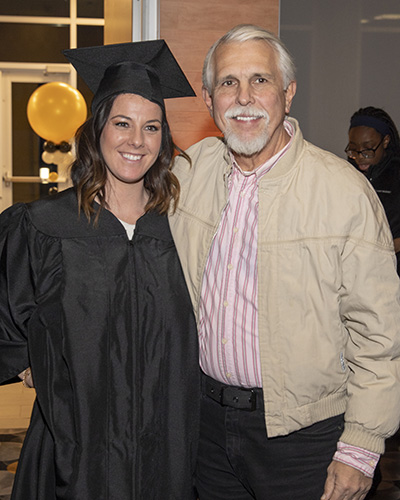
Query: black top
xmin=366 ymin=155 xmax=400 ymax=241
xmin=0 ymin=188 xmax=199 ymax=500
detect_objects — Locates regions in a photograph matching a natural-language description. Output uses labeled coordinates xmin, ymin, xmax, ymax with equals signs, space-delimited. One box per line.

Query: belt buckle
xmin=221 ymin=386 xmax=257 ymax=411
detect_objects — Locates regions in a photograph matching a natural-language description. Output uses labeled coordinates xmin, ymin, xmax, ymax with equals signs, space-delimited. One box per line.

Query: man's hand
xmin=321 ymin=460 xmax=372 ymax=500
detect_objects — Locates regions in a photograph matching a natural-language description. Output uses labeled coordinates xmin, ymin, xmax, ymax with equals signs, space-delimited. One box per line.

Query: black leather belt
xmin=201 ymin=373 xmax=262 ymax=411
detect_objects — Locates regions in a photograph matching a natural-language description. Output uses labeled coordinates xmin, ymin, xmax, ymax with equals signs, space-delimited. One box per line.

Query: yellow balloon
xmin=27 ymin=82 xmax=87 ymax=143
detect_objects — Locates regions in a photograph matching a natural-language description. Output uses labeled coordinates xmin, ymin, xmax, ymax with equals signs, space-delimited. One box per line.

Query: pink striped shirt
xmin=198 ymin=121 xmax=294 ymax=388
xmin=334 ymin=443 xmax=379 ymax=478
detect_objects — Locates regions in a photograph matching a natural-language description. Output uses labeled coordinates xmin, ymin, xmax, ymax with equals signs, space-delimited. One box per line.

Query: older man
xmin=170 ymin=25 xmax=400 ymax=500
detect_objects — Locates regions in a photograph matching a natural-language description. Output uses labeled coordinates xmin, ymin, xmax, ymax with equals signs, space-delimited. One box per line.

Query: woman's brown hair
xmin=70 ymin=93 xmax=185 ymax=223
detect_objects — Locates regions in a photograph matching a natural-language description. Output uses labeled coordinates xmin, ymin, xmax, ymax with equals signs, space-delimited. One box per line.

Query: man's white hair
xmin=202 ymin=24 xmax=296 ymax=94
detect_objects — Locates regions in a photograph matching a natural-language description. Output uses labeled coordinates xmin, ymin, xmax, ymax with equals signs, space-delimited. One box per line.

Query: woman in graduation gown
xmin=0 ymin=40 xmax=199 ymax=500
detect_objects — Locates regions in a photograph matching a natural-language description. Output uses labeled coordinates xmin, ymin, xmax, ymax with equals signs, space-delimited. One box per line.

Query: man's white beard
xmin=223 ymin=106 xmax=270 ymax=157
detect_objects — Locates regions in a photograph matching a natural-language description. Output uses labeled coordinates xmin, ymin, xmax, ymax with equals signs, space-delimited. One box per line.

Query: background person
xmin=346 ymin=106 xmax=400 ymax=274
xmin=0 ymin=40 xmax=199 ymax=500
xmin=170 ymin=24 xmax=400 ymax=500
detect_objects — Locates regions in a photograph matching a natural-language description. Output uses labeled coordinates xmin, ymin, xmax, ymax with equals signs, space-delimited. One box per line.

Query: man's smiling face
xmin=203 ymin=39 xmax=296 ymax=170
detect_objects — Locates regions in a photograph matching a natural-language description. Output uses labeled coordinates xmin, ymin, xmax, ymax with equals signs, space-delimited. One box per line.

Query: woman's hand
xmin=18 ymin=367 xmax=34 ymax=388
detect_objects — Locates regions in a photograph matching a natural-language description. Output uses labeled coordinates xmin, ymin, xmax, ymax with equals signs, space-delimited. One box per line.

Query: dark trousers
xmin=196 ymin=376 xmax=344 ymax=500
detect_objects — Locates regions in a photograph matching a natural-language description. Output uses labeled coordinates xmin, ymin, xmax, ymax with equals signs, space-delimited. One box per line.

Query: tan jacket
xmin=169 ymin=118 xmax=400 ymax=454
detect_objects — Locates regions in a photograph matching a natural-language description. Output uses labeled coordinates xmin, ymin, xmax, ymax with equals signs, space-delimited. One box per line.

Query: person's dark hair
xmin=70 ymin=93 xmax=184 ymax=223
xmin=350 ymin=106 xmax=400 ymax=157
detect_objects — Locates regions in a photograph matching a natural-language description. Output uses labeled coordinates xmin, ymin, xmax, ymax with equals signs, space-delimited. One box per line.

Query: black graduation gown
xmin=0 ymin=188 xmax=199 ymax=500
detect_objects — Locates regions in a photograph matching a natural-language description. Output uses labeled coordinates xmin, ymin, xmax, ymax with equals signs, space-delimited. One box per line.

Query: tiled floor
xmin=0 ymin=429 xmax=25 ymax=500
xmin=0 ymin=429 xmax=399 ymax=499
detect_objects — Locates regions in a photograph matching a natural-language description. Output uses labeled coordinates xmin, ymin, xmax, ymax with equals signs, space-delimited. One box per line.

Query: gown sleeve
xmin=0 ymin=203 xmax=35 ymax=383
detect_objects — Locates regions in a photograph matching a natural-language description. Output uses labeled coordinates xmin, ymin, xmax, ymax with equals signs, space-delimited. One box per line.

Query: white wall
xmin=280 ymin=0 xmax=400 ymax=158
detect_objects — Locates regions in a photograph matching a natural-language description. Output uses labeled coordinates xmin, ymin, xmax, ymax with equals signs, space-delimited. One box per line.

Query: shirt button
xmin=226 ymin=372 xmax=231 ymax=378
xmin=222 ymin=338 xmax=228 ymax=344
xmin=223 ymin=300 xmax=229 ymax=307
xmin=233 ymin=227 xmax=239 ymax=233
xmin=227 ymin=264 xmax=233 ymax=270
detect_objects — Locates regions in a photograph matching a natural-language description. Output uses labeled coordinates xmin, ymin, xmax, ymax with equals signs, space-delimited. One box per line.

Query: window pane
xmin=77 ymin=0 xmax=104 ymax=18
xmin=77 ymin=24 xmax=103 ymax=48
xmin=0 ymin=24 xmax=69 ymax=62
xmin=0 ymin=0 xmax=69 ymax=17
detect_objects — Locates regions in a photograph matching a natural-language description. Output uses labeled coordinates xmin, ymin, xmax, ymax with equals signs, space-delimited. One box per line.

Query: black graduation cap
xmin=63 ymin=40 xmax=195 ymax=112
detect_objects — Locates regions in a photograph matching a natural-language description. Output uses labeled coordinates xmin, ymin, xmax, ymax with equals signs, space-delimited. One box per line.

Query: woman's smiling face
xmin=100 ymin=93 xmax=162 ymax=189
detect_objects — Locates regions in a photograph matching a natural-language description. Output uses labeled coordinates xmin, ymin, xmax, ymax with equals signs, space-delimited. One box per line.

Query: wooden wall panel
xmin=161 ymin=0 xmax=280 ymax=149
xmin=104 ymin=0 xmax=132 ymax=45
